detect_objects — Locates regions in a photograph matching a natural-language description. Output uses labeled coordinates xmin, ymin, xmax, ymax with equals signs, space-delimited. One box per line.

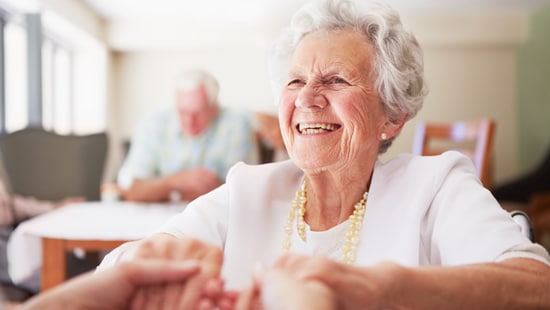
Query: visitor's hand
xmin=169 ymin=167 xmax=221 ymax=201
xmin=129 ymin=233 xmax=225 ymax=309
xmin=21 ymin=260 xmax=200 ymax=310
xmin=235 ymin=263 xmax=337 ymax=310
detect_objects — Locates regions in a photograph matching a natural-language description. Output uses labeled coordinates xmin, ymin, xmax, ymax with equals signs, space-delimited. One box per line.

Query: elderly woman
xmin=99 ymin=0 xmax=550 ymax=308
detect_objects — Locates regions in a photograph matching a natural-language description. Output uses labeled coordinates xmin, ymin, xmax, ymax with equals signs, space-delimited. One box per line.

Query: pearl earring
xmin=380 ymin=133 xmax=387 ymax=140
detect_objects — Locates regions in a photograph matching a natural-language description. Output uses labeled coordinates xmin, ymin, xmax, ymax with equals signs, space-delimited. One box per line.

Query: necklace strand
xmin=283 ymin=179 xmax=368 ymax=264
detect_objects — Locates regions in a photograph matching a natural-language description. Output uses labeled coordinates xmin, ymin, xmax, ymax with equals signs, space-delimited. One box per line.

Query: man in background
xmin=118 ymin=69 xmax=258 ymax=202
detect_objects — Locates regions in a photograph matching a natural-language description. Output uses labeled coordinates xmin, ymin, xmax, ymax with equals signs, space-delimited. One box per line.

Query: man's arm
xmin=122 ymin=168 xmax=221 ymax=202
xmin=121 ymin=177 xmax=175 ymax=202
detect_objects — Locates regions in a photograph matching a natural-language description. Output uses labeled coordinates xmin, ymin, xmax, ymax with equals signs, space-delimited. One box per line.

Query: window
xmin=42 ymin=38 xmax=73 ymax=133
xmin=0 ymin=3 xmax=107 ymax=134
xmin=3 ymin=15 xmax=27 ymax=132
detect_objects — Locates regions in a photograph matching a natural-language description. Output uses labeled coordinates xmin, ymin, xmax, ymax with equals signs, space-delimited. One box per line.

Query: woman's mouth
xmin=297 ymin=123 xmax=341 ymax=135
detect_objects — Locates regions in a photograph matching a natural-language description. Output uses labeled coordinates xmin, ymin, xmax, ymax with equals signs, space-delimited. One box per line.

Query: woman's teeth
xmin=298 ymin=123 xmax=340 ymax=134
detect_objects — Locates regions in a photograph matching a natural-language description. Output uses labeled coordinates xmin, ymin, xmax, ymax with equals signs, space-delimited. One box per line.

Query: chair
xmin=412 ymin=118 xmax=496 ymax=189
xmin=528 ymin=191 xmax=550 ymax=244
xmin=492 ymin=145 xmax=550 ymax=203
xmin=254 ymin=112 xmax=288 ymax=163
xmin=0 ymin=127 xmax=108 ymax=201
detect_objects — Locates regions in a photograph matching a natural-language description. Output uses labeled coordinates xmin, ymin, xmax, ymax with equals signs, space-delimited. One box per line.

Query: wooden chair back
xmin=412 ymin=118 xmax=496 ymax=189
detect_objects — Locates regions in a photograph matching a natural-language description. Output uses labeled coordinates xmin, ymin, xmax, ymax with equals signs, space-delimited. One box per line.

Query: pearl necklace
xmin=283 ymin=180 xmax=368 ymax=264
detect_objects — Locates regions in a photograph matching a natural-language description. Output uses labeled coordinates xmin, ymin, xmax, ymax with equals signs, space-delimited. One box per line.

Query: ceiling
xmin=77 ymin=0 xmax=550 ymax=50
xmin=84 ymin=0 xmax=550 ymax=23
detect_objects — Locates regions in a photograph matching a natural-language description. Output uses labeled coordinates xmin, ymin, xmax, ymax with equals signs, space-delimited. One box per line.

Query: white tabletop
xmin=7 ymin=201 xmax=186 ymax=291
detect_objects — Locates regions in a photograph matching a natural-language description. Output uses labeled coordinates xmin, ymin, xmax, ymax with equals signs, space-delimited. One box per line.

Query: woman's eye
xmin=287 ymin=79 xmax=304 ymax=86
xmin=329 ymin=77 xmax=348 ymax=84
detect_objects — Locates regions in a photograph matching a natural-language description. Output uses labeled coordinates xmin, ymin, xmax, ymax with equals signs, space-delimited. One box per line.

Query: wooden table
xmin=41 ymin=238 xmax=129 ymax=290
xmin=8 ymin=201 xmax=186 ymax=292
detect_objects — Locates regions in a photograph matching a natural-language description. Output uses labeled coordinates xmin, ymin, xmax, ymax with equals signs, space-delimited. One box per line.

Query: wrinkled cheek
xmin=279 ymin=93 xmax=295 ymax=111
xmin=340 ymin=129 xmax=362 ymax=159
xmin=278 ymin=94 xmax=295 ymax=133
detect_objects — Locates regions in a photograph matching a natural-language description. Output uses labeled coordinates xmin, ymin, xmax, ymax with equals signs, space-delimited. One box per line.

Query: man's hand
xmin=168 ymin=167 xmax=221 ymax=201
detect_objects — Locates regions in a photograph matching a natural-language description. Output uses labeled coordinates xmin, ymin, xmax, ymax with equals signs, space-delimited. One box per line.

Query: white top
xmin=155 ymin=151 xmax=547 ymax=290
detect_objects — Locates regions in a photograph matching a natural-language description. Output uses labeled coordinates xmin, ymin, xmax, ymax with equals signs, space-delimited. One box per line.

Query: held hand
xmin=129 ymin=233 xmax=225 ymax=309
xmin=272 ymin=253 xmax=396 ymax=310
xmin=169 ymin=168 xmax=221 ymax=201
xmin=235 ymin=264 xmax=336 ymax=310
xmin=21 ymin=260 xmax=200 ymax=310
xmin=130 ymin=233 xmax=223 ymax=275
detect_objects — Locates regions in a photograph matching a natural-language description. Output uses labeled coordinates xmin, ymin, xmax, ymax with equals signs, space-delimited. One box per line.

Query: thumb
xmin=116 ymin=260 xmax=201 ymax=285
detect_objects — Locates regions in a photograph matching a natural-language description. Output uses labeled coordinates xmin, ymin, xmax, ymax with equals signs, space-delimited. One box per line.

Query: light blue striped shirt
xmin=118 ymin=106 xmax=259 ymax=188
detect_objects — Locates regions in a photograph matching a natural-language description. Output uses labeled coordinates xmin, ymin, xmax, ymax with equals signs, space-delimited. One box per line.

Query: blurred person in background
xmin=118 ymin=68 xmax=259 ymax=202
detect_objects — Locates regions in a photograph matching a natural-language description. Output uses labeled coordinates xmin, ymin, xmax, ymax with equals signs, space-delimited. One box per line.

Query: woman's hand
xmin=128 ymin=233 xmax=225 ymax=309
xmin=271 ymin=253 xmax=399 ymax=310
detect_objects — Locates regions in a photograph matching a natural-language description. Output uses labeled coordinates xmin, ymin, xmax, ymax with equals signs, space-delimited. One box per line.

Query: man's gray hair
xmin=175 ymin=69 xmax=220 ymax=106
xmin=269 ymin=0 xmax=428 ymax=153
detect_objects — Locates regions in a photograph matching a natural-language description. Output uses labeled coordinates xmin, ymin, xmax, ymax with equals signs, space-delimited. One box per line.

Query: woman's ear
xmin=378 ymin=114 xmax=408 ymax=141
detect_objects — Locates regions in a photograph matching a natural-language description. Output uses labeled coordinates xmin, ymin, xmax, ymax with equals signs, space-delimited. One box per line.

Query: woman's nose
xmin=295 ymin=85 xmax=327 ymax=109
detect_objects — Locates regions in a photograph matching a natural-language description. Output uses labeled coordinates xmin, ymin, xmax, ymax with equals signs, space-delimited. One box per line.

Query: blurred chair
xmin=254 ymin=112 xmax=289 ymax=163
xmin=528 ymin=191 xmax=550 ymax=244
xmin=0 ymin=127 xmax=108 ymax=201
xmin=493 ymin=145 xmax=550 ymax=204
xmin=492 ymin=146 xmax=550 ymax=245
xmin=412 ymin=118 xmax=496 ymax=189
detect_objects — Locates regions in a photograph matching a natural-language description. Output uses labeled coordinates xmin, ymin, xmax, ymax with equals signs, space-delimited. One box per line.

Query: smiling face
xmin=279 ymin=29 xmax=389 ymax=172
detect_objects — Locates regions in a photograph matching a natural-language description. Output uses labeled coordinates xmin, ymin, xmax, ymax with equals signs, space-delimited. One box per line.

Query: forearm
xmin=122 ymin=178 xmax=173 ymax=202
xmin=12 ymin=195 xmax=56 ymax=219
xmin=21 ymin=290 xmax=66 ymax=310
xmin=384 ymin=258 xmax=550 ymax=309
xmin=20 ymin=272 xmax=116 ymax=310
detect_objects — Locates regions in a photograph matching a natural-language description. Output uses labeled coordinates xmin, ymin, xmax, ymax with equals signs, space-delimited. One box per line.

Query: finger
xmin=234 ymin=283 xmax=259 ymax=310
xmin=134 ymin=233 xmax=180 ymax=260
xmin=122 ymin=260 xmax=200 ymax=285
xmin=142 ymin=285 xmax=165 ymax=310
xmin=176 ymin=273 xmax=209 ymax=309
xmin=202 ymin=278 xmax=224 ymax=299
xmin=161 ymin=282 xmax=185 ymax=310
xmin=197 ymin=298 xmax=216 ymax=310
xmin=130 ymin=287 xmax=147 ymax=310
xmin=217 ymin=290 xmax=239 ymax=310
xmin=171 ymin=238 xmax=223 ymax=276
xmin=202 ymin=249 xmax=224 ymax=276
